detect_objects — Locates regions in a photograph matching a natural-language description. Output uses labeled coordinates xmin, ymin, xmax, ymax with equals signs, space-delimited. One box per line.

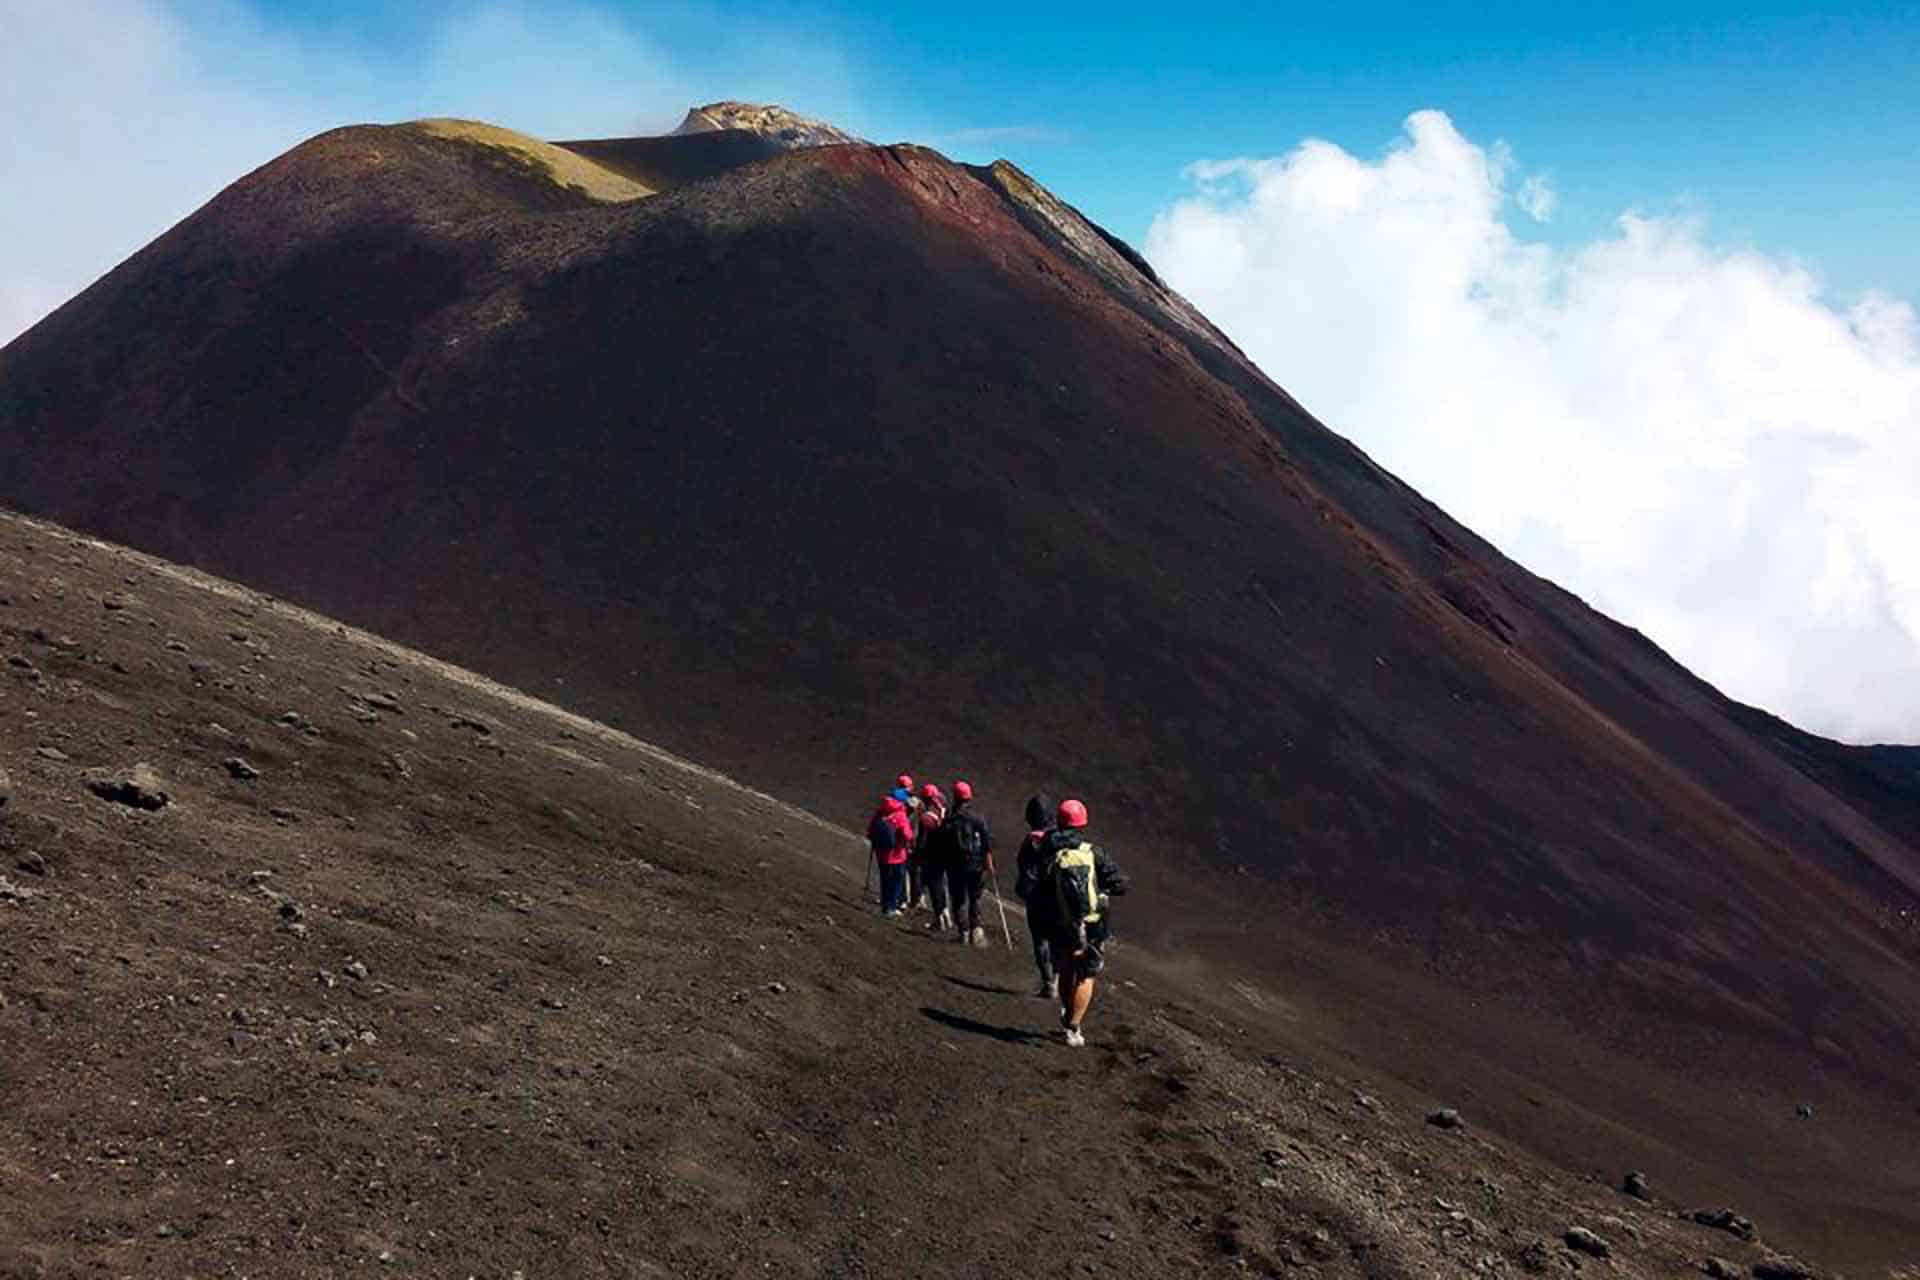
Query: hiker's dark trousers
xmin=879 ymin=862 xmax=908 ymax=913
xmin=951 ymin=867 xmax=985 ymax=934
xmin=924 ymin=862 xmax=952 ymax=919
xmin=1026 ymin=910 xmax=1054 ymax=983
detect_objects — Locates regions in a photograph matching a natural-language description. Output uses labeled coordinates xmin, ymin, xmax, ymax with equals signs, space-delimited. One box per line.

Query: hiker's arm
xmin=1096 ymin=849 xmax=1132 ymax=895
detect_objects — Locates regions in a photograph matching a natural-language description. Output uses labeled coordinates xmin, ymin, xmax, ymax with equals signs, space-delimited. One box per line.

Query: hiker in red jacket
xmin=912 ymin=782 xmax=947 ymax=920
xmin=868 ymin=794 xmax=915 ymax=917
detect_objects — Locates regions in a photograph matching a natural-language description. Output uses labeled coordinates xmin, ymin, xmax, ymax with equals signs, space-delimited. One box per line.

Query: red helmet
xmin=922 ymin=783 xmax=942 ymax=800
xmin=897 ymin=773 xmax=914 ymax=790
xmin=1057 ymin=798 xmax=1088 ymax=829
xmin=953 ymin=780 xmax=973 ymax=802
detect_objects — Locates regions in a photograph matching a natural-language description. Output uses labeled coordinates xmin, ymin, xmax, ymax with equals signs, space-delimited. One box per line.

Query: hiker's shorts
xmin=1051 ymin=922 xmax=1111 ymax=975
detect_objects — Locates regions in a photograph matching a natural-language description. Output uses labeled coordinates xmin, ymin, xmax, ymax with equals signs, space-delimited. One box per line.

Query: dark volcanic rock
xmin=1753 ymin=1258 xmax=1815 ymax=1280
xmin=1426 ymin=1108 xmax=1463 ymax=1130
xmin=1700 ymin=1259 xmax=1738 ymax=1279
xmin=1691 ymin=1208 xmax=1757 ymax=1241
xmin=0 ymin=766 xmax=11 ymax=810
xmin=1622 ymin=1170 xmax=1651 ymax=1201
xmin=223 ymin=756 xmax=261 ymax=780
xmin=86 ymin=763 xmax=170 ymax=810
xmin=1563 ymin=1226 xmax=1610 ymax=1258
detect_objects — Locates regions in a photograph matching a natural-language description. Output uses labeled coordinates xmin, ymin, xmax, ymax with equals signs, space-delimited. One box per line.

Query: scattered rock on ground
xmin=1564 ymin=1226 xmax=1610 ymax=1258
xmin=1753 ymin=1258 xmax=1814 ymax=1280
xmin=85 ymin=763 xmax=170 ymax=810
xmin=344 ymin=960 xmax=370 ymax=982
xmin=0 ymin=767 xmax=11 ymax=809
xmin=223 ymin=756 xmax=261 ymax=780
xmin=1690 ymin=1209 xmax=1756 ymax=1241
xmin=1426 ymin=1107 xmax=1463 ymax=1130
xmin=15 ymin=850 xmax=47 ymax=876
xmin=1622 ymin=1170 xmax=1651 ymax=1201
xmin=0 ymin=875 xmax=36 ymax=903
xmin=1794 ymin=1101 xmax=1814 ymax=1119
xmin=1699 ymin=1258 xmax=1739 ymax=1279
xmin=34 ymin=746 xmax=69 ymax=762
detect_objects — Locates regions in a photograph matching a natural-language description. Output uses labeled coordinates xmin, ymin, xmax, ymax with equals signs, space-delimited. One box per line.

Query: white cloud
xmin=1147 ymin=109 xmax=1920 ymax=744
xmin=0 ymin=0 xmax=859 ymax=342
xmin=1517 ymin=173 xmax=1557 ymax=222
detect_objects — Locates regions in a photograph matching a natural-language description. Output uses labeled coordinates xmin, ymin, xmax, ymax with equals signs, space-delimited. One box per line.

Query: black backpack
xmin=948 ymin=809 xmax=988 ymax=869
xmin=868 ymin=811 xmax=899 ymax=854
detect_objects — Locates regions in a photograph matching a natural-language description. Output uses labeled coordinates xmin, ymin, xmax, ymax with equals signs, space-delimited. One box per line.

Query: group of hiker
xmin=868 ymin=774 xmax=1131 ymax=1048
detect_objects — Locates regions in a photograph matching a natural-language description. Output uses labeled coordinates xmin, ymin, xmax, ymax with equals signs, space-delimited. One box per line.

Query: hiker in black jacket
xmin=1013 ymin=793 xmax=1057 ymax=997
xmin=937 ymin=781 xmax=994 ymax=947
xmin=1027 ymin=798 xmax=1131 ymax=1047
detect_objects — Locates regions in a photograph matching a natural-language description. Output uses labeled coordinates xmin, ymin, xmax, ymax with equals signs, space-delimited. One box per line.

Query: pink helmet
xmin=953 ymin=780 xmax=973 ymax=802
xmin=922 ymin=783 xmax=943 ymax=800
xmin=1057 ymin=798 xmax=1088 ymax=829
xmin=897 ymin=773 xmax=914 ymax=790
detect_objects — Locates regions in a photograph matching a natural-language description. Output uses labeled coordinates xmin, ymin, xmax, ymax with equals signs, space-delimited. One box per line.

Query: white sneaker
xmin=1063 ymin=1026 xmax=1086 ymax=1048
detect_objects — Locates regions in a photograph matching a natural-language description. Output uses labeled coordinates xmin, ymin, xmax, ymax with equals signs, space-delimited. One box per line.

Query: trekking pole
xmin=989 ymin=863 xmax=1014 ymax=951
xmin=863 ymin=848 xmax=874 ymax=902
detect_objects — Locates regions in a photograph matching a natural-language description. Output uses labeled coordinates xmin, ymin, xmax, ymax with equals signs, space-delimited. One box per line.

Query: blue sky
xmin=5 ymin=0 xmax=1918 ymax=740
xmin=246 ymin=0 xmax=1920 ymax=301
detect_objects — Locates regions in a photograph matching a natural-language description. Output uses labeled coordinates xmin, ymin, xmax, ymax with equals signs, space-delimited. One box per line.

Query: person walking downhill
xmin=1031 ymin=798 xmax=1131 ymax=1046
xmin=1012 ymin=793 xmax=1057 ymax=998
xmin=868 ymin=793 xmax=915 ymax=917
xmin=940 ymin=781 xmax=995 ymax=947
xmin=912 ymin=782 xmax=947 ymax=918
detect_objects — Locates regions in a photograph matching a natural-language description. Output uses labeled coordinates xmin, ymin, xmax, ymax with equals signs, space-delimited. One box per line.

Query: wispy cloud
xmin=1516 ymin=172 xmax=1557 ymax=222
xmin=1148 ymin=110 xmax=1920 ymax=743
xmin=931 ymin=124 xmax=1075 ymax=148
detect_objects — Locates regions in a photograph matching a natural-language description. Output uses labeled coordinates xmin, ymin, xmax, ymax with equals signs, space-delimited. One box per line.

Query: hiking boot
xmin=971 ymin=926 xmax=988 ymax=947
xmin=1063 ymin=1026 xmax=1086 ymax=1048
xmin=1034 ymin=978 xmax=1054 ymax=998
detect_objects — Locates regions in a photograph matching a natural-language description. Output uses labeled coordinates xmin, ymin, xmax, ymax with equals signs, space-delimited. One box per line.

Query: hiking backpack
xmin=868 ymin=811 xmax=900 ymax=854
xmin=1049 ymin=840 xmax=1100 ymax=926
xmin=948 ymin=809 xmax=988 ymax=869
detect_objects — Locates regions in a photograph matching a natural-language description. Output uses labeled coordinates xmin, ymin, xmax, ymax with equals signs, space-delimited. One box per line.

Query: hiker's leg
xmin=1055 ymin=940 xmax=1080 ymax=1016
xmin=1029 ymin=917 xmax=1054 ymax=984
xmin=1067 ymin=971 xmax=1096 ymax=1030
